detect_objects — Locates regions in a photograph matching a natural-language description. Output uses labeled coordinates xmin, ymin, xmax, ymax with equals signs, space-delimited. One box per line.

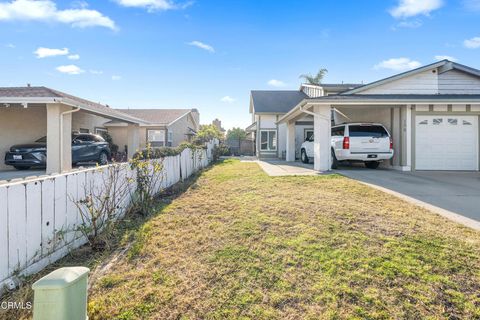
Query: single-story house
xmin=0 ymin=86 xmax=145 ymax=174
xmin=248 ymin=59 xmax=480 ymax=172
xmin=105 ymin=108 xmax=200 ymax=150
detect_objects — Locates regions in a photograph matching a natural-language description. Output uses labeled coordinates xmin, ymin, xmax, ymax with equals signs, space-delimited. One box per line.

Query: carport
xmin=278 ymin=95 xmax=480 ymax=172
xmin=0 ymin=87 xmax=145 ymax=174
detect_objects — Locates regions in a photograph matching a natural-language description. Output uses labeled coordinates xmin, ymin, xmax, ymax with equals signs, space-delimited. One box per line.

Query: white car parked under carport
xmin=300 ymin=123 xmax=394 ymax=169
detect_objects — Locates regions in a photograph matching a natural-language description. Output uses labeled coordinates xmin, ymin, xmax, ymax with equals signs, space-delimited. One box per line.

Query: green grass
xmin=4 ymin=159 xmax=480 ymax=319
xmin=86 ymin=159 xmax=480 ymax=319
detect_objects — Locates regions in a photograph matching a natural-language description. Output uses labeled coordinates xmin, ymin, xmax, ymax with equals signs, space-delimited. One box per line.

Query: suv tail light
xmin=389 ymin=137 xmax=393 ymax=150
xmin=343 ymin=136 xmax=350 ymax=150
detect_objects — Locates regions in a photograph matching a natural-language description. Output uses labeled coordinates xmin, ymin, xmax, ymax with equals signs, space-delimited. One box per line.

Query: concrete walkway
xmin=249 ymin=160 xmax=323 ymax=176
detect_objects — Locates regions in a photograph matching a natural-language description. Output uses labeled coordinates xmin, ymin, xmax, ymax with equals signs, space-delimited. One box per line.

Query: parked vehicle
xmin=5 ymin=133 xmax=111 ymax=170
xmin=300 ymin=123 xmax=394 ymax=169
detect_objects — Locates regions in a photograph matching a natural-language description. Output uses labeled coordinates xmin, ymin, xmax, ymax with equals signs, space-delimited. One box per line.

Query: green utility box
xmin=32 ymin=267 xmax=90 ymax=320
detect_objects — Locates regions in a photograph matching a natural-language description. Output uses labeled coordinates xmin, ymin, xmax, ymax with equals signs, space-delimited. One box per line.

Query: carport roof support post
xmin=286 ymin=120 xmax=295 ymax=161
xmin=46 ymin=103 xmax=73 ymax=174
xmin=127 ymin=123 xmax=140 ymax=159
xmin=313 ymin=104 xmax=331 ymax=172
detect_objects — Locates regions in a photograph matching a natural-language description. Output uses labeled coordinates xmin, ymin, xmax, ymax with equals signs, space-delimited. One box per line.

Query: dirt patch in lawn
xmin=5 ymin=159 xmax=480 ymax=319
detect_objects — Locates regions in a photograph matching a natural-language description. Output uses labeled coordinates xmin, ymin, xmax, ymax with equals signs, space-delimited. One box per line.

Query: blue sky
xmin=0 ymin=0 xmax=479 ymax=129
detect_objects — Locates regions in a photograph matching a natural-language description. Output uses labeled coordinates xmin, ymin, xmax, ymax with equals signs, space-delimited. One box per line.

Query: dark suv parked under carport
xmin=5 ymin=133 xmax=111 ymax=170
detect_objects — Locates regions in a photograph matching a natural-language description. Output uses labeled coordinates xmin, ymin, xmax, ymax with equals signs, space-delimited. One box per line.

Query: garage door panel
xmin=415 ymin=115 xmax=478 ymax=171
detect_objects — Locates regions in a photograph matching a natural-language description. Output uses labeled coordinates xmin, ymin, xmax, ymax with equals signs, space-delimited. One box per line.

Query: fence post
xmin=32 ymin=267 xmax=89 ymax=320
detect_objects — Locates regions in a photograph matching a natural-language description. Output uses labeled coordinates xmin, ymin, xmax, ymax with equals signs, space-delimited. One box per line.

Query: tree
xmin=299 ymin=68 xmax=328 ymax=86
xmin=194 ymin=124 xmax=223 ymax=144
xmin=226 ymin=127 xmax=247 ymax=141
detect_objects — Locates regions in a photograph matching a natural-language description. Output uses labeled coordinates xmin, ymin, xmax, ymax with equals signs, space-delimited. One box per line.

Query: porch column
xmin=313 ymin=105 xmax=331 ymax=171
xmin=285 ymin=120 xmax=295 ymax=161
xmin=127 ymin=123 xmax=140 ymax=159
xmin=46 ymin=103 xmax=73 ymax=174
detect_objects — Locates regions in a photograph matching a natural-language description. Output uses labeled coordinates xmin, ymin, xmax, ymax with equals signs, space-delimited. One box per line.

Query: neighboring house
xmin=248 ymin=60 xmax=480 ymax=171
xmin=106 ymin=108 xmax=200 ymax=150
xmin=0 ymin=86 xmax=145 ymax=173
xmin=248 ymin=84 xmax=359 ymax=159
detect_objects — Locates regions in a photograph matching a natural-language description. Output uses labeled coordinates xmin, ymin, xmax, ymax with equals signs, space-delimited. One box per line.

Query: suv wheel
xmin=365 ymin=161 xmax=380 ymax=169
xmin=301 ymin=149 xmax=309 ymax=164
xmin=98 ymin=151 xmax=109 ymax=165
xmin=331 ymin=149 xmax=339 ymax=169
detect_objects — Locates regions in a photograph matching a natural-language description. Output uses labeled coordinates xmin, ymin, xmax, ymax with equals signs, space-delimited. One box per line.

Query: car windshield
xmin=349 ymin=125 xmax=388 ymax=138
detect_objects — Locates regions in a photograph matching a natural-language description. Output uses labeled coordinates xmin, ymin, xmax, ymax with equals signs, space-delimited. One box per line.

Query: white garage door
xmin=415 ymin=115 xmax=478 ymax=170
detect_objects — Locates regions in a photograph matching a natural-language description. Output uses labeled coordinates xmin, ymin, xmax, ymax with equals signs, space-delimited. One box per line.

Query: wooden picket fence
xmin=0 ymin=141 xmax=217 ymax=294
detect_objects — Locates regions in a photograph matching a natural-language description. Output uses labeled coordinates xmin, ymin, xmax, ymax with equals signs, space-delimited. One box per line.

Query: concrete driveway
xmin=337 ymin=167 xmax=480 ymax=222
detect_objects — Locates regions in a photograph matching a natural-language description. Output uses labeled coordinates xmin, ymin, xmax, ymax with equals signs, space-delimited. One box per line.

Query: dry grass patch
xmin=86 ymin=159 xmax=480 ymax=319
xmin=3 ymin=159 xmax=480 ymax=319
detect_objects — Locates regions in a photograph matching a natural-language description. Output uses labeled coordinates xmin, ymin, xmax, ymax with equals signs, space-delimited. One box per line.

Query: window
xmin=147 ymin=129 xmax=165 ymax=147
xmin=418 ymin=120 xmax=428 ymax=125
xmin=348 ymin=125 xmax=388 ymax=138
xmin=79 ymin=128 xmax=90 ymax=133
xmin=463 ymin=120 xmax=472 ymax=126
xmin=331 ymin=126 xmax=345 ymax=136
xmin=167 ymin=131 xmax=173 ymax=147
xmin=304 ymin=129 xmax=314 ymax=141
xmin=74 ymin=134 xmax=95 ymax=143
xmin=260 ymin=130 xmax=276 ymax=151
xmin=433 ymin=118 xmax=443 ymax=125
xmin=95 ymin=127 xmax=108 ymax=135
xmin=448 ymin=118 xmax=458 ymax=125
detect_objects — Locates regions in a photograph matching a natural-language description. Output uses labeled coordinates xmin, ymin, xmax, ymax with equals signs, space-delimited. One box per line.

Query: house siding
xmin=438 ymin=69 xmax=480 ymax=94
xmin=359 ymin=69 xmax=438 ymax=94
xmin=167 ymin=113 xmax=198 ymax=147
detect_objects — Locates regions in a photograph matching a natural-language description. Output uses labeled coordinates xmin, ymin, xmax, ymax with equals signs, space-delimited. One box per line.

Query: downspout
xmin=59 ymin=106 xmax=81 ymax=171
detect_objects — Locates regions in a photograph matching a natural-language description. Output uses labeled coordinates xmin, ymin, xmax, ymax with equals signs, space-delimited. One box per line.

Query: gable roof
xmin=0 ymin=86 xmax=145 ymax=124
xmin=250 ymin=90 xmax=308 ymax=113
xmin=114 ymin=108 xmax=193 ymax=125
xmin=342 ymin=60 xmax=480 ymax=95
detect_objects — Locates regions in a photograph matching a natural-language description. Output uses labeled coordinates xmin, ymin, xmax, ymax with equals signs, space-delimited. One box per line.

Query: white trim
xmin=433 ymin=104 xmax=448 ymax=112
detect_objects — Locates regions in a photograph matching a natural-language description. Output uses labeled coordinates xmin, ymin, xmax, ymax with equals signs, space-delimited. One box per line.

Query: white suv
xmin=300 ymin=123 xmax=394 ymax=169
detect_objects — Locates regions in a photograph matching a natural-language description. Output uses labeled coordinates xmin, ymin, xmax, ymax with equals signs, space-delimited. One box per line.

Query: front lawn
xmin=83 ymin=159 xmax=480 ymax=319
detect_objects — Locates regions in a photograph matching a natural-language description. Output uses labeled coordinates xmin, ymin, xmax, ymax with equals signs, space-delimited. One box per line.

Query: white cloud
xmin=89 ymin=69 xmax=103 ymax=74
xmin=34 ymin=47 xmax=68 ymax=58
xmin=374 ymin=58 xmax=422 ymax=71
xmin=187 ymin=40 xmax=214 ymax=53
xmin=395 ymin=19 xmax=422 ymax=28
xmin=68 ymin=54 xmax=80 ymax=60
xmin=434 ymin=55 xmax=457 ymax=62
xmin=115 ymin=0 xmax=191 ymax=11
xmin=267 ymin=79 xmax=286 ymax=87
xmin=111 ymin=75 xmax=122 ymax=80
xmin=220 ymin=96 xmax=235 ymax=103
xmin=0 ymin=0 xmax=116 ymax=30
xmin=5 ymin=43 xmax=15 ymax=48
xmin=464 ymin=37 xmax=480 ymax=49
xmin=390 ymin=0 xmax=443 ymax=19
xmin=56 ymin=64 xmax=84 ymax=75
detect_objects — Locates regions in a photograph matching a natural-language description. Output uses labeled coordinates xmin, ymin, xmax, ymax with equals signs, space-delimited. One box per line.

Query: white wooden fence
xmin=0 ymin=142 xmax=217 ymax=294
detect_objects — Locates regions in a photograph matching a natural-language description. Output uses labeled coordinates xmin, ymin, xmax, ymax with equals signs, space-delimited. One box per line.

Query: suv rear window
xmin=349 ymin=125 xmax=388 ymax=138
